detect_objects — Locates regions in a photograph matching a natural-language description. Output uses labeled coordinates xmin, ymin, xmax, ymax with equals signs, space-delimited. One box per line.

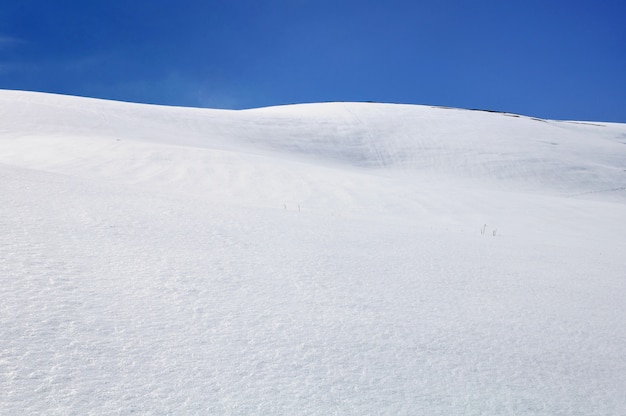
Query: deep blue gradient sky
xmin=1 ymin=0 xmax=625 ymax=121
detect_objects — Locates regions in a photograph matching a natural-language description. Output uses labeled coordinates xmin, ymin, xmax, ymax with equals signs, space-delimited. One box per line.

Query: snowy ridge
xmin=1 ymin=90 xmax=626 ymax=414
xmin=2 ymin=89 xmax=625 ymax=198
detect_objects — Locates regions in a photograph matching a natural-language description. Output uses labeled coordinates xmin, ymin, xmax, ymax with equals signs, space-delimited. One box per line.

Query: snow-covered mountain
xmin=1 ymin=90 xmax=625 ymax=414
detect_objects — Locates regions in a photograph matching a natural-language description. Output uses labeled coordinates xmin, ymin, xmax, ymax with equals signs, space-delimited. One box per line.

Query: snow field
xmin=1 ymin=90 xmax=625 ymax=414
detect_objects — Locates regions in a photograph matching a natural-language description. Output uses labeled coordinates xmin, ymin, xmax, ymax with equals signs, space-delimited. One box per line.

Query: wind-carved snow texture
xmin=1 ymin=90 xmax=626 ymax=415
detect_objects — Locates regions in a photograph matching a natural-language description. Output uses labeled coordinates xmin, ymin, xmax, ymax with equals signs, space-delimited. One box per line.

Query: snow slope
xmin=1 ymin=90 xmax=625 ymax=414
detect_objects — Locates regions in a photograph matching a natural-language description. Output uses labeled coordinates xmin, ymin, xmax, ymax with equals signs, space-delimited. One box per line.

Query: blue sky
xmin=1 ymin=0 xmax=625 ymax=121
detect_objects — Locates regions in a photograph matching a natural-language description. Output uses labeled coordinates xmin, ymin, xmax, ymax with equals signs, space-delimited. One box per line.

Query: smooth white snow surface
xmin=1 ymin=90 xmax=625 ymax=414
